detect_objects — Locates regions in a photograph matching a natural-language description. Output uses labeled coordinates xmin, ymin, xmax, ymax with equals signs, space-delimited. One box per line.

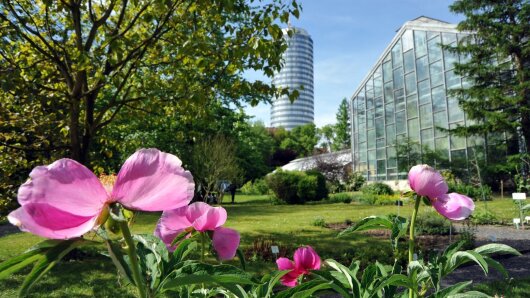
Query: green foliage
xmin=305 ymin=170 xmax=329 ymax=201
xmin=448 ymin=0 xmax=530 ymax=155
xmin=240 ymin=178 xmax=269 ymax=195
xmin=0 ymin=0 xmax=300 ymax=216
xmin=266 ymin=170 xmax=328 ymax=204
xmin=360 ymin=194 xmax=400 ymax=206
xmin=279 ymin=123 xmax=319 ymax=157
xmin=348 ymin=172 xmax=366 ymax=191
xmin=470 ymin=208 xmax=499 ymax=225
xmin=333 ymin=98 xmax=351 ymax=151
xmin=361 ymin=182 xmax=394 ymax=196
xmin=339 ymin=214 xmax=519 ymax=297
xmin=415 ymin=212 xmax=452 ymax=235
xmin=187 ymin=136 xmax=241 ymax=199
xmin=266 ymin=170 xmax=302 ymax=204
xmin=447 ymin=182 xmax=492 ymax=201
xmin=328 ymin=192 xmax=353 ymax=204
xmin=311 ymin=217 xmax=326 ymax=227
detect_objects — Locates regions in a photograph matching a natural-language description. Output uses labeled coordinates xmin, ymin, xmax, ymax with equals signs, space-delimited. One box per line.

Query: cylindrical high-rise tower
xmin=271 ymin=27 xmax=314 ymax=130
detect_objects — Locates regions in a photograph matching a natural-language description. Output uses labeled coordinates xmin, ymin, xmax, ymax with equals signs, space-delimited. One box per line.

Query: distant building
xmin=271 ymin=26 xmax=314 ymax=130
xmin=350 ymin=16 xmax=480 ymax=181
xmin=281 ymin=149 xmax=352 ymax=172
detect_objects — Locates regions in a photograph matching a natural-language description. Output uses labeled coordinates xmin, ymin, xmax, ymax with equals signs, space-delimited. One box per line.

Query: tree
xmin=235 ymin=121 xmax=276 ymax=182
xmin=318 ymin=124 xmax=335 ymax=153
xmin=448 ymin=1 xmax=530 ymax=157
xmin=188 ymin=136 xmax=241 ymax=201
xmin=0 ymin=0 xmax=300 ymax=215
xmin=0 ymin=0 xmax=299 ymax=164
xmin=333 ymin=98 xmax=351 ymax=151
xmin=280 ymin=123 xmax=319 ymax=157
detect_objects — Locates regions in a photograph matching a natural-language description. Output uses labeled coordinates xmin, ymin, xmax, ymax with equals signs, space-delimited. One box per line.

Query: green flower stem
xmin=119 ymin=220 xmax=147 ymax=298
xmin=408 ymin=195 xmax=421 ymax=298
xmin=200 ymin=232 xmax=206 ymax=262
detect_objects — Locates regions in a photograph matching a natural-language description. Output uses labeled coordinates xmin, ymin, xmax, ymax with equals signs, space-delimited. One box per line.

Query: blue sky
xmin=244 ymin=0 xmax=464 ymax=127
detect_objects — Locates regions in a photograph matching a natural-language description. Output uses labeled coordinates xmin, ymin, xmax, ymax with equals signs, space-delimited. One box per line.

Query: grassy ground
xmin=0 ymin=193 xmax=524 ymax=296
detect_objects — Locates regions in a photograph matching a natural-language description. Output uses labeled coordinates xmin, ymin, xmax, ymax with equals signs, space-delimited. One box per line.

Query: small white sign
xmin=512 ymin=193 xmax=527 ymax=200
xmin=271 ymin=246 xmax=279 ymax=254
xmin=513 ymin=218 xmax=521 ymax=224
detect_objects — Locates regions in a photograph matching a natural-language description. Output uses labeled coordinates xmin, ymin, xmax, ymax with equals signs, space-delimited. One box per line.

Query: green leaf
xmin=20 ymin=239 xmax=91 ymax=296
xmin=133 ymin=234 xmax=169 ymax=290
xmin=338 ymin=216 xmax=393 ymax=237
xmin=361 ymin=263 xmax=377 ymax=290
xmin=319 ymin=271 xmax=356 ymax=297
xmin=236 ymin=248 xmax=246 ymax=271
xmin=0 ymin=240 xmax=64 ymax=278
xmin=371 ymin=274 xmax=413 ymax=297
xmin=255 ymin=270 xmax=289 ymax=298
xmin=474 ymin=243 xmax=521 ymax=257
xmin=325 ymin=259 xmax=355 ymax=290
xmin=449 ymin=291 xmax=492 ymax=298
xmin=483 ymin=256 xmax=508 ymax=278
xmin=275 ymin=279 xmax=331 ymax=298
xmin=171 ymin=237 xmax=198 ymax=264
xmin=160 ymin=262 xmax=256 ymax=292
xmin=0 ymin=253 xmax=42 ymax=279
xmin=427 ymin=281 xmax=472 ymax=298
xmin=443 ymin=239 xmax=467 ymax=258
xmin=449 ymin=251 xmax=489 ymax=276
xmin=104 ymin=240 xmax=134 ymax=284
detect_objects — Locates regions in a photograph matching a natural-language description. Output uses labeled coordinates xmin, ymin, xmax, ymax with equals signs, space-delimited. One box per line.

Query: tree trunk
xmin=69 ymin=97 xmax=82 ymax=163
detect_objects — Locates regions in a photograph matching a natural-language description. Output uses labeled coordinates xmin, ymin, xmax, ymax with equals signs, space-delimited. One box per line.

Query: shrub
xmin=311 ymin=216 xmax=326 ymax=227
xmin=447 ymin=182 xmax=492 ymax=201
xmin=266 ymin=169 xmax=328 ymax=204
xmin=415 ymin=212 xmax=452 ymax=235
xmin=240 ymin=181 xmax=255 ymax=195
xmin=361 ymin=182 xmax=394 ymax=195
xmin=348 ymin=172 xmax=366 ymax=191
xmin=240 ymin=178 xmax=269 ymax=195
xmin=253 ymin=179 xmax=270 ymax=195
xmin=266 ymin=170 xmax=302 ymax=204
xmin=328 ymin=192 xmax=353 ymax=204
xmin=470 ymin=208 xmax=499 ymax=225
xmin=360 ymin=194 xmax=377 ymax=205
xmin=374 ymin=194 xmax=400 ymax=206
xmin=297 ymin=175 xmax=318 ymax=201
xmin=305 ymin=170 xmax=328 ymax=201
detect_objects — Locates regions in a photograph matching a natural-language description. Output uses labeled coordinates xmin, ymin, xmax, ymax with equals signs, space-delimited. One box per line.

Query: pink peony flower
xmin=408 ymin=165 xmax=448 ymax=199
xmin=8 ymin=149 xmax=195 ymax=239
xmin=432 ymin=193 xmax=475 ymax=221
xmin=408 ymin=164 xmax=475 ymax=220
xmin=154 ymin=202 xmax=240 ymax=260
xmin=276 ymin=246 xmax=321 ymax=287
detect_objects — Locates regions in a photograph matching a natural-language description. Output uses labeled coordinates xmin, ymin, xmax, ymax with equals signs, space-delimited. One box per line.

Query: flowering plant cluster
xmin=0 ymin=151 xmax=521 ymax=297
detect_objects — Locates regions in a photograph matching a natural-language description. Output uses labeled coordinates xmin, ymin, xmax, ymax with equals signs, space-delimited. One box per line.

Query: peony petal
xmin=192 ymin=206 xmax=227 ymax=232
xmin=432 ymin=193 xmax=475 ymax=220
xmin=276 ymin=257 xmax=295 ymax=270
xmin=408 ymin=165 xmax=448 ymax=199
xmin=8 ymin=206 xmax=98 ymax=239
xmin=212 ymin=227 xmax=240 ymax=260
xmin=154 ymin=221 xmax=186 ymax=252
xmin=293 ymin=246 xmax=321 ymax=272
xmin=160 ymin=207 xmax=193 ymax=231
xmin=18 ymin=159 xmax=108 ymax=217
xmin=185 ymin=202 xmax=213 ymax=223
xmin=112 ymin=149 xmax=194 ymax=211
xmin=279 ymin=273 xmax=300 ymax=287
xmin=276 ymin=258 xmax=301 ymax=287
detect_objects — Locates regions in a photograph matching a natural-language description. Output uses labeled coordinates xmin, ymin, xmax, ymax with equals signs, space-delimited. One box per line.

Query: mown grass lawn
xmin=0 ymin=193 xmax=524 ymax=297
